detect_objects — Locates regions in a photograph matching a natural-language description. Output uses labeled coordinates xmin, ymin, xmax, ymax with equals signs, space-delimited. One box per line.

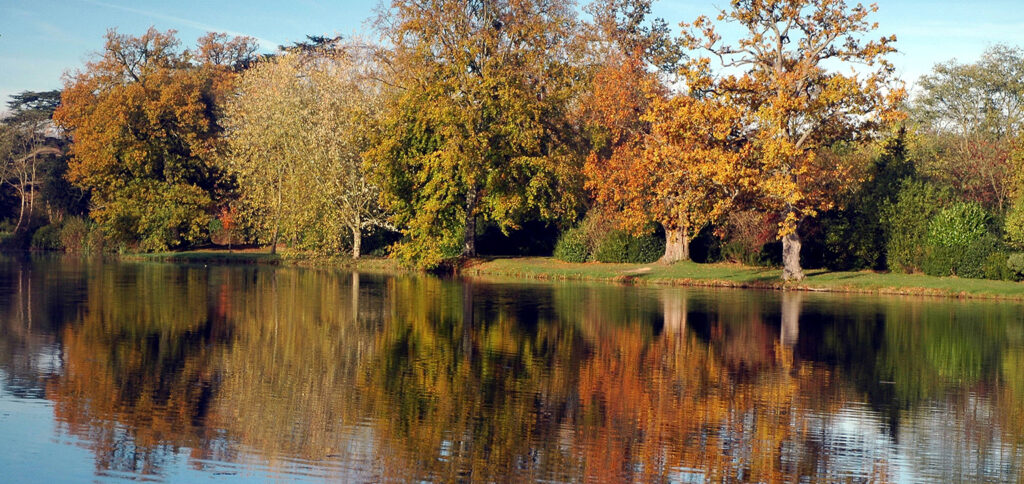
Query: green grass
xmin=465 ymin=257 xmax=1024 ymax=300
xmin=126 ymin=250 xmax=1024 ymax=301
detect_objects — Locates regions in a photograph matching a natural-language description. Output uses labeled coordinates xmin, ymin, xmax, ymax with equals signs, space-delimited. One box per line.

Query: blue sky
xmin=2 ymin=0 xmax=1024 ymax=105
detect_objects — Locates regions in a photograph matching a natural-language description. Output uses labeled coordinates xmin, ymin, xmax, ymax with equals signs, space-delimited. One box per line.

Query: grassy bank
xmin=127 ymin=250 xmax=1024 ymax=301
xmin=464 ymin=257 xmax=1024 ymax=301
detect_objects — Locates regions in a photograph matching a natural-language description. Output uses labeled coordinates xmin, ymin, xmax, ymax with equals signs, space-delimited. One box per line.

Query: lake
xmin=0 ymin=255 xmax=1021 ymax=482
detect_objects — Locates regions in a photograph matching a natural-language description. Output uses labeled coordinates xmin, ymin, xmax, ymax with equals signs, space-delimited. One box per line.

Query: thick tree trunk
xmin=661 ymin=289 xmax=687 ymax=334
xmin=782 ymin=230 xmax=804 ymax=281
xmin=462 ymin=187 xmax=478 ymax=257
xmin=660 ymin=227 xmax=690 ymax=264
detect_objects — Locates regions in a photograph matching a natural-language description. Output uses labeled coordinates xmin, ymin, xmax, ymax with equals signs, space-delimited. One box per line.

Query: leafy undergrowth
xmin=464 ymin=257 xmax=1024 ymax=301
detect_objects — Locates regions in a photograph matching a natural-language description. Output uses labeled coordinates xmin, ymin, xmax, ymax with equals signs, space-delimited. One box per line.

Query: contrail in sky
xmin=80 ymin=0 xmax=279 ymax=50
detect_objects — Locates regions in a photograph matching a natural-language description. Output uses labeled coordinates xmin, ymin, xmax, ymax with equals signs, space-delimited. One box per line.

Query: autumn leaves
xmin=51 ymin=1 xmax=903 ymax=278
xmin=54 ymin=29 xmax=257 ymax=252
xmin=587 ymin=0 xmax=902 ymax=278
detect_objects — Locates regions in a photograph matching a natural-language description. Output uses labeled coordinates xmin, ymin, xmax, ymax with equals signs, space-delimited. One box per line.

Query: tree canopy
xmin=367 ymin=0 xmax=586 ymax=268
xmin=54 ymin=28 xmax=258 ymax=251
xmin=221 ymin=43 xmax=388 ymax=257
xmin=682 ymin=0 xmax=905 ymax=279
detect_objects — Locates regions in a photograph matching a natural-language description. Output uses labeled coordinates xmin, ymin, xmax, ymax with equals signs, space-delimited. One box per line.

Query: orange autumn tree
xmin=634 ymin=90 xmax=754 ymax=262
xmin=683 ymin=0 xmax=905 ymax=279
xmin=54 ymin=28 xmax=257 ymax=251
xmin=582 ymin=0 xmax=687 ymax=261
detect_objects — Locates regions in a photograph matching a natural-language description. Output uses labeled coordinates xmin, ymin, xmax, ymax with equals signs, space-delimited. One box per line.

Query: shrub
xmin=926 ymin=202 xmax=990 ymax=248
xmin=553 ymin=226 xmax=589 ymax=263
xmin=31 ymin=224 xmax=63 ymax=251
xmin=593 ymin=230 xmax=664 ymax=264
xmin=86 ymin=225 xmax=106 ymax=254
xmin=1005 ymin=196 xmax=1024 ymax=250
xmin=60 ymin=217 xmax=89 ymax=252
xmin=720 ymin=210 xmax=776 ymax=265
xmin=554 ymin=209 xmax=665 ymax=264
xmin=60 ymin=216 xmax=106 ymax=254
xmin=1007 ymin=253 xmax=1024 ymax=279
xmin=593 ymin=231 xmax=630 ymax=263
xmin=982 ymin=251 xmax=1018 ymax=281
xmin=884 ymin=181 xmax=950 ymax=273
xmin=920 ymin=202 xmax=994 ymax=279
xmin=631 ymin=233 xmax=665 ymax=263
xmin=923 ymin=234 xmax=998 ymax=279
xmin=94 ymin=180 xmax=211 ymax=252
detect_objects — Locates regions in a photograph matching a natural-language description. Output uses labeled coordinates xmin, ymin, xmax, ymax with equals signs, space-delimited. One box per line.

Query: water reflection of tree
xmin=21 ymin=262 xmax=1024 ymax=481
xmin=209 ymin=267 xmax=387 ymax=465
xmin=0 ymin=255 xmax=88 ymax=399
xmin=45 ymin=262 xmax=233 ymax=477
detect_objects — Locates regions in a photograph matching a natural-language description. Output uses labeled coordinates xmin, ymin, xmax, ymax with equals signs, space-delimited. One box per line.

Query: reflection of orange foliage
xmin=31 ymin=268 xmax=1024 ymax=482
xmin=572 ymin=299 xmax=845 ymax=482
xmin=47 ymin=323 xmax=219 ymax=475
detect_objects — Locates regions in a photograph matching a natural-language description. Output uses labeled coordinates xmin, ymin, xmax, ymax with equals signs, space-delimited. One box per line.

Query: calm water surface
xmin=0 ymin=255 xmax=1022 ymax=482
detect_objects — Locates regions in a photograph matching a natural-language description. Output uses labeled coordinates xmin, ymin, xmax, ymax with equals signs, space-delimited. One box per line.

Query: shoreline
xmin=462 ymin=257 xmax=1024 ymax=302
xmin=119 ymin=250 xmax=1024 ymax=302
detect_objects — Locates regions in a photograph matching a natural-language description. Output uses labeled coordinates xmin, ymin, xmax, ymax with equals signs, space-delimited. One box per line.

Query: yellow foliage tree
xmin=683 ymin=0 xmax=905 ymax=279
xmin=222 ymin=43 xmax=387 ymax=257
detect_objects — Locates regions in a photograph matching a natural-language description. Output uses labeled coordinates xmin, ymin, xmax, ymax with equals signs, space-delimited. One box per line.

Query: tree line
xmin=3 ymin=0 xmax=1024 ymax=281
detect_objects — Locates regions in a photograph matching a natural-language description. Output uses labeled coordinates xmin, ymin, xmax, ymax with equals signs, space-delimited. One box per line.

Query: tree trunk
xmin=462 ymin=279 xmax=474 ymax=361
xmin=352 ymin=224 xmax=362 ymax=259
xmin=660 ymin=227 xmax=690 ymax=264
xmin=661 ymin=289 xmax=687 ymax=334
xmin=782 ymin=230 xmax=804 ymax=281
xmin=351 ymin=272 xmax=360 ymax=323
xmin=462 ymin=186 xmax=478 ymax=257
xmin=269 ymin=224 xmax=279 ymax=255
xmin=29 ymin=158 xmax=36 ymax=215
xmin=270 ymin=173 xmax=282 ymax=255
xmin=15 ymin=191 xmax=26 ymax=232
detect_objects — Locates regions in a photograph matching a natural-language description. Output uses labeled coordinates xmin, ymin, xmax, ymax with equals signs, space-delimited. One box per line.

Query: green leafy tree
xmin=815 ymin=129 xmax=914 ymax=270
xmin=368 ymin=0 xmax=585 ymax=268
xmin=884 ymin=180 xmax=951 ymax=273
xmin=913 ymin=44 xmax=1024 ymax=212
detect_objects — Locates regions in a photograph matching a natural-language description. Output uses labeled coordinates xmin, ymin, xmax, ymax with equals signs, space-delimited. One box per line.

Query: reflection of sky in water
xmin=0 ymin=380 xmax=388 ymax=482
xmin=0 ymin=257 xmax=1020 ymax=482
